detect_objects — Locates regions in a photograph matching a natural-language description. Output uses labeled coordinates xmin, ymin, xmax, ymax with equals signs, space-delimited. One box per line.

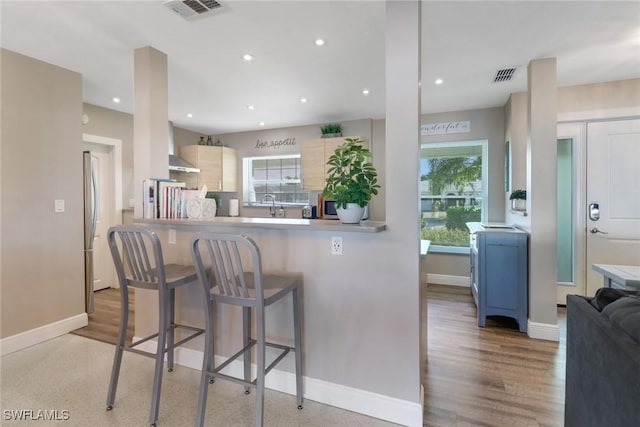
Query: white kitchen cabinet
xmin=300 ymin=136 xmax=368 ymax=190
xmin=178 ymin=145 xmax=237 ymax=192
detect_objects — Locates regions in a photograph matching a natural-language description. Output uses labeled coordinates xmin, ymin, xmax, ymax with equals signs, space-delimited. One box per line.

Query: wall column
xmin=527 ymin=58 xmax=558 ymax=340
xmin=385 ymin=0 xmax=423 ymax=422
xmin=133 ymin=46 xmax=169 ymax=218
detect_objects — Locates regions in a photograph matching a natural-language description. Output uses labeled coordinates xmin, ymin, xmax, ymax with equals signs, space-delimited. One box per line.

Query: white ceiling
xmin=1 ymin=1 xmax=638 ymax=135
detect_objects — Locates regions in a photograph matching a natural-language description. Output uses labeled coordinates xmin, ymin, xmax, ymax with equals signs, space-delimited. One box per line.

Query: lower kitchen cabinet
xmin=467 ymin=222 xmax=528 ymax=332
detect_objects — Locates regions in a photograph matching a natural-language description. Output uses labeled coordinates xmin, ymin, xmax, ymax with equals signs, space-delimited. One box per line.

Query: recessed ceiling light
xmin=362 ymin=89 xmax=370 ymax=95
xmin=314 ymin=38 xmax=325 ymax=46
xmin=248 ymin=105 xmax=255 ymax=110
xmin=187 ymin=113 xmax=193 ymax=118
xmin=300 ymin=97 xmax=308 ymax=103
xmin=243 ymin=54 xmax=254 ymax=61
xmin=259 ymin=122 xmax=265 ymax=126
xmin=434 ymin=78 xmax=444 ymax=85
xmin=112 ymin=97 xmax=120 ymax=103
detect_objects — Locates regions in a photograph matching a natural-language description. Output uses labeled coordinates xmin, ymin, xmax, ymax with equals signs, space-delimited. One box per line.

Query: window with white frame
xmin=243 ymin=154 xmax=309 ymax=206
xmin=420 ymin=140 xmax=487 ymax=253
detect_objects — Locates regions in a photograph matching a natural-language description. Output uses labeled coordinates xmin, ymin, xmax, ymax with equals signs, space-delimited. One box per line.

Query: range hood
xmin=169 ymin=154 xmax=200 ymax=173
xmin=168 ymin=121 xmax=200 ymax=173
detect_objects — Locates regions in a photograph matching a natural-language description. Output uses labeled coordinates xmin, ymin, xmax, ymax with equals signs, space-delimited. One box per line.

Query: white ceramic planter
xmin=511 ymin=199 xmax=526 ymax=211
xmin=336 ymin=203 xmax=365 ymax=224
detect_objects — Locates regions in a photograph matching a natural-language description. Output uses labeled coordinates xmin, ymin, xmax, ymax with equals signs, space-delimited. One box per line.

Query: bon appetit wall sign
xmin=254 ymin=137 xmax=297 ymax=150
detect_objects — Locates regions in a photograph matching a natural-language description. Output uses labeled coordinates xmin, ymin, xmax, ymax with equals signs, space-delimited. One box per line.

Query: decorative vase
xmin=202 ymin=198 xmax=217 ymax=218
xmin=336 ymin=203 xmax=365 ymax=224
xmin=511 ymin=199 xmax=526 ymax=211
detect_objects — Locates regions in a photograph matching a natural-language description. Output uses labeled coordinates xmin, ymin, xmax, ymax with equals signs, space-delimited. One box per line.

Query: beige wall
xmin=558 ymin=78 xmax=640 ymax=121
xmin=526 ymin=58 xmax=558 ymax=327
xmin=1 ymin=49 xmax=84 ymax=338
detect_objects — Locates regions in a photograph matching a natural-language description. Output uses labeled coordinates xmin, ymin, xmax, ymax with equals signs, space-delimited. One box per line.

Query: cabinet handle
xmin=218 ymin=180 xmax=221 ymax=190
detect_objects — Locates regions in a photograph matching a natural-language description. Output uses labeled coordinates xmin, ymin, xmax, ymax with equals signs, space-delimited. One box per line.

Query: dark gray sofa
xmin=565 ymin=293 xmax=640 ymax=427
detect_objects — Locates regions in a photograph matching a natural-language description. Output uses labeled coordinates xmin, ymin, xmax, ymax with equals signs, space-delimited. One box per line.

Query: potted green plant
xmin=320 ymin=123 xmax=343 ymax=138
xmin=509 ymin=189 xmax=526 ymax=211
xmin=323 ymin=137 xmax=380 ymax=223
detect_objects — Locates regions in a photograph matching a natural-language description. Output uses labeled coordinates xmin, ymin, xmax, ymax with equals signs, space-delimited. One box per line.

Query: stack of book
xmin=143 ymin=179 xmax=186 ymax=219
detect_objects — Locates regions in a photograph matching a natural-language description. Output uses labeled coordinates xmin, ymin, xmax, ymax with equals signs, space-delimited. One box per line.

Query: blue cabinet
xmin=467 ymin=222 xmax=528 ymax=332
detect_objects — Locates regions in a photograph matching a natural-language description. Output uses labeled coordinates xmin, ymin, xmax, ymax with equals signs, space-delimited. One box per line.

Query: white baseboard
xmin=1 ymin=313 xmax=88 ymax=356
xmin=427 ymin=273 xmax=470 ymax=287
xmin=133 ymin=337 xmax=422 ymax=427
xmin=527 ymin=319 xmax=560 ymax=342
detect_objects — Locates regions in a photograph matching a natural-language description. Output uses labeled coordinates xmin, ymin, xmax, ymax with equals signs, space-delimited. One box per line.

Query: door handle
xmin=590 ymin=227 xmax=609 ymax=234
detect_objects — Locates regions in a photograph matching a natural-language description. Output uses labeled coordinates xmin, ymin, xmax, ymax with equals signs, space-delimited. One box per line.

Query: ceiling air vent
xmin=163 ymin=0 xmax=225 ymax=21
xmin=493 ymin=67 xmax=518 ymax=83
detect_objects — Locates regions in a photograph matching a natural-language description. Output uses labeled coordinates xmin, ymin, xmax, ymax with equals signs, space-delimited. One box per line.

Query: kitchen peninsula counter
xmin=131 ymin=215 xmax=422 ymax=426
xmin=135 ymin=216 xmax=386 ymax=233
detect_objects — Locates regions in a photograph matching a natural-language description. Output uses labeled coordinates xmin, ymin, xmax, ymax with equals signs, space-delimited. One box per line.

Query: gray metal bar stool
xmin=190 ymin=233 xmax=303 ymax=427
xmin=106 ymin=225 xmax=204 ymax=426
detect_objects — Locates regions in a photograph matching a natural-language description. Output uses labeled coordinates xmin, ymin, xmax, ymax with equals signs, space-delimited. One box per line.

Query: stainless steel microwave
xmin=322 ymin=199 xmax=339 ymax=219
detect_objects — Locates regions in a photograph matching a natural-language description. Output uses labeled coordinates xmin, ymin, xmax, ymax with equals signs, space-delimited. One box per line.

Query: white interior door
xmin=85 ymin=143 xmax=115 ymax=291
xmin=585 ymin=119 xmax=640 ymax=296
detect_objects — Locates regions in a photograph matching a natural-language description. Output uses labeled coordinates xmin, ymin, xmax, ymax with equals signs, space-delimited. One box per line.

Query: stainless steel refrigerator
xmin=83 ymin=151 xmax=97 ymax=314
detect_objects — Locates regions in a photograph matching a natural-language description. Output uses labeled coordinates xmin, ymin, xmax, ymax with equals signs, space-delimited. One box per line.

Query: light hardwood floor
xmin=72 ymin=285 xmax=566 ymax=426
xmin=424 ymin=284 xmax=566 ymax=427
xmin=70 ymin=288 xmax=134 ymax=345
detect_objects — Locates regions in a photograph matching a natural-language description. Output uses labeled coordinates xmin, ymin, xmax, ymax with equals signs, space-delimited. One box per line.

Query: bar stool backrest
xmin=191 ymin=233 xmax=264 ymax=305
xmin=108 ymin=225 xmax=166 ymax=291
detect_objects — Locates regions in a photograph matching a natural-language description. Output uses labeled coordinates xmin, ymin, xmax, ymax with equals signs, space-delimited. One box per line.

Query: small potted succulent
xmin=320 ymin=123 xmax=343 ymax=138
xmin=509 ymin=189 xmax=526 ymax=211
xmin=323 ymin=137 xmax=380 ymax=223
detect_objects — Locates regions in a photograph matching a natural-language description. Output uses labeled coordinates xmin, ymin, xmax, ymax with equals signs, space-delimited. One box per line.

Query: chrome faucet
xmin=261 ymin=194 xmax=276 ymax=217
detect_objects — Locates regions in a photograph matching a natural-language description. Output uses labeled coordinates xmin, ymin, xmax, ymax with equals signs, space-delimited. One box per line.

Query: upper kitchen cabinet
xmin=301 ymin=136 xmax=368 ymax=190
xmin=179 ymin=145 xmax=237 ymax=192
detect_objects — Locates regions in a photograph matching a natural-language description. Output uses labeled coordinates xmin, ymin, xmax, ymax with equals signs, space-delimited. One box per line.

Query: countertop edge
xmin=135 ymin=217 xmax=386 ymax=233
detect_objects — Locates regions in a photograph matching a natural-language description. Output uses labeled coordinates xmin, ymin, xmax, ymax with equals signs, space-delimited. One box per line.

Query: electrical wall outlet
xmin=331 ymin=236 xmax=343 ymax=255
xmin=168 ymin=229 xmax=176 ymax=244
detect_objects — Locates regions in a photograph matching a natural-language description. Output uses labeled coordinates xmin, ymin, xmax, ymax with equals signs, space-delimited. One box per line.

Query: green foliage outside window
xmin=445 ymin=206 xmax=481 ymax=230
xmin=425 ymin=156 xmax=481 ymax=195
xmin=420 ymin=142 xmax=485 ymax=249
xmin=420 ymin=227 xmax=470 ymax=247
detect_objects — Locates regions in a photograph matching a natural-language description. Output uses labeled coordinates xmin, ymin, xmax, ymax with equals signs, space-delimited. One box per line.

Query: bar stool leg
xmin=149 ymin=293 xmax=168 ymax=426
xmin=293 ymin=287 xmax=303 ymax=409
xmin=255 ymin=305 xmax=266 ymax=427
xmin=195 ymin=297 xmax=214 ymax=427
xmin=243 ymin=306 xmax=252 ymax=394
xmin=106 ymin=286 xmax=129 ymax=410
xmin=167 ymin=288 xmax=176 ymax=372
